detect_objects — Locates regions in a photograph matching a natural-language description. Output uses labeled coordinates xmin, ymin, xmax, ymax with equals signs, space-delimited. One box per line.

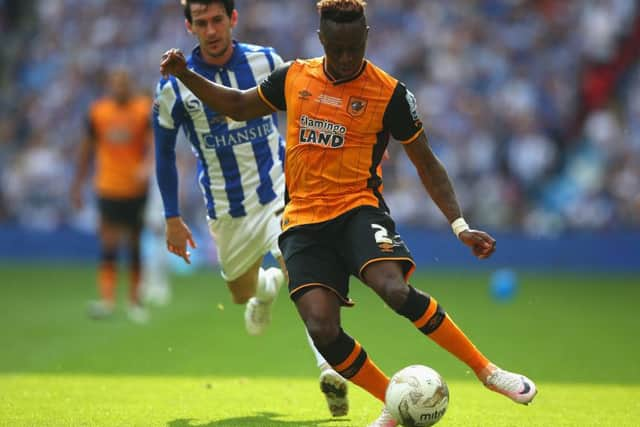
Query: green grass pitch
xmin=0 ymin=264 xmax=639 ymax=426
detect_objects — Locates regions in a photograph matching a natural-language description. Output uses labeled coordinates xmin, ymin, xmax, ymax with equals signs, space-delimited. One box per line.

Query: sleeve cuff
xmin=399 ymin=128 xmax=424 ymax=145
xmin=257 ymin=86 xmax=279 ymax=112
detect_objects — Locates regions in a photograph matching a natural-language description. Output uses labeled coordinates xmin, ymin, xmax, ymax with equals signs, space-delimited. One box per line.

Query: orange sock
xmin=98 ymin=262 xmax=116 ymax=304
xmin=317 ymin=330 xmax=390 ymax=402
xmin=398 ymin=286 xmax=490 ymax=376
xmin=346 ymin=356 xmax=390 ymax=402
xmin=428 ymin=314 xmax=490 ymax=376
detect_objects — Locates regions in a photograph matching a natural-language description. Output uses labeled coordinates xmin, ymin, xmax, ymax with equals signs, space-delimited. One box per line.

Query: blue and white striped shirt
xmin=153 ymin=42 xmax=285 ymax=220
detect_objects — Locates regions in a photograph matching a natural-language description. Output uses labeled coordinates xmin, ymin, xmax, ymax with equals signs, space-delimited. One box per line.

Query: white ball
xmin=385 ymin=365 xmax=449 ymax=427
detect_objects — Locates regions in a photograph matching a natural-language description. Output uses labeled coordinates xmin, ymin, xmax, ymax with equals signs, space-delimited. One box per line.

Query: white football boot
xmin=143 ymin=281 xmax=171 ymax=307
xmin=244 ymin=267 xmax=284 ymax=335
xmin=87 ymin=300 xmax=114 ymax=319
xmin=367 ymin=407 xmax=397 ymax=427
xmin=319 ymin=369 xmax=349 ymax=417
xmin=127 ymin=304 xmax=150 ymax=324
xmin=483 ymin=366 xmax=537 ymax=404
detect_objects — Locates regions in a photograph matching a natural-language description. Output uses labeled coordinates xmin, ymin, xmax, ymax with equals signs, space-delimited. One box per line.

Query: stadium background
xmin=1 ymin=1 xmax=639 ymax=426
xmin=1 ymin=0 xmax=639 ymax=247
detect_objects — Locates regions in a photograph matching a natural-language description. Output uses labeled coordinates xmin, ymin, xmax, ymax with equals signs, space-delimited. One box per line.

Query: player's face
xmin=186 ymin=3 xmax=238 ymax=62
xmin=319 ymin=20 xmax=368 ymax=80
xmin=108 ymin=70 xmax=132 ymax=103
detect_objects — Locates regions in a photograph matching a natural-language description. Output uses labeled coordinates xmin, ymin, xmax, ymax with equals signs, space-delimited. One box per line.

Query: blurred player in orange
xmin=160 ymin=0 xmax=537 ymax=425
xmin=71 ymin=69 xmax=153 ymax=323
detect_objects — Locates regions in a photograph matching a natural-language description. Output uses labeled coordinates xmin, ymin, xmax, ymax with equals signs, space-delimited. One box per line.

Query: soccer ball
xmin=385 ymin=365 xmax=449 ymax=427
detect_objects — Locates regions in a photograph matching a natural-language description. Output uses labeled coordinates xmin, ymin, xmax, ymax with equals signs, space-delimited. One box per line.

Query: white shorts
xmin=207 ymin=199 xmax=283 ymax=282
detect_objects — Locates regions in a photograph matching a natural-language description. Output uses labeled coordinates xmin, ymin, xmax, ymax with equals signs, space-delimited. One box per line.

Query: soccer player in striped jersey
xmin=160 ymin=0 xmax=538 ymax=424
xmin=154 ymin=0 xmax=349 ymax=417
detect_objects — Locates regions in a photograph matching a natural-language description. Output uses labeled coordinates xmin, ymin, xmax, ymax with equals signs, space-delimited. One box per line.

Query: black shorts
xmin=279 ymin=205 xmax=415 ymax=306
xmin=97 ymin=195 xmax=147 ymax=229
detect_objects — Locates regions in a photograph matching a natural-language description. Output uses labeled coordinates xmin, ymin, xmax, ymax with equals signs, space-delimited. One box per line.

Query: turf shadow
xmin=168 ymin=412 xmax=352 ymax=426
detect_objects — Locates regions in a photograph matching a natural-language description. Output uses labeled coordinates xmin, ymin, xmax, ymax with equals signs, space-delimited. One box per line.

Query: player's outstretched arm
xmin=403 ymin=133 xmax=461 ymax=222
xmin=403 ymin=133 xmax=496 ymax=259
xmin=160 ymin=48 xmax=273 ymax=121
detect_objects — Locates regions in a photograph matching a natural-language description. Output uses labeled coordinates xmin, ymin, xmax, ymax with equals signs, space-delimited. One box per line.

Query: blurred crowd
xmin=1 ymin=0 xmax=638 ymax=236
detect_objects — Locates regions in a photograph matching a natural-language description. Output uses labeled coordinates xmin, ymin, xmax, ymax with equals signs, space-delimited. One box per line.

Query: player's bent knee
xmin=368 ymin=277 xmax=409 ymax=311
xmin=381 ymin=281 xmax=410 ymax=310
xmin=363 ymin=264 xmax=407 ymax=304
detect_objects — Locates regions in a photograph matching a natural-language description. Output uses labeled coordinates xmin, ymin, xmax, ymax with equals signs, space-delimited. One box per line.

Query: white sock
xmin=255 ymin=267 xmax=277 ymax=303
xmin=306 ymin=328 xmax=332 ymax=371
xmin=141 ymin=231 xmax=170 ymax=296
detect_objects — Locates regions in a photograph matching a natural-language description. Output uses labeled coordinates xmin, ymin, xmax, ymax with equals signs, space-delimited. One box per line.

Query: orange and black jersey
xmin=88 ymin=95 xmax=152 ymax=199
xmin=257 ymin=57 xmax=424 ymax=231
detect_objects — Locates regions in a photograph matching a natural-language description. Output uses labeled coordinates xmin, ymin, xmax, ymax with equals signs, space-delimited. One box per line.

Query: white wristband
xmin=451 ymin=217 xmax=470 ymax=238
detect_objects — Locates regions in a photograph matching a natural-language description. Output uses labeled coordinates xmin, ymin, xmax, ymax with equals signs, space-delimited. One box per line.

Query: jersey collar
xmin=322 ymin=58 xmax=367 ymax=85
xmin=190 ymin=40 xmax=242 ymax=71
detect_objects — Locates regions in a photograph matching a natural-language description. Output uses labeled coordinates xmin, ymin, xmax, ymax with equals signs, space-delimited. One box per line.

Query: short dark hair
xmin=316 ymin=0 xmax=366 ymax=23
xmin=182 ymin=0 xmax=234 ymax=23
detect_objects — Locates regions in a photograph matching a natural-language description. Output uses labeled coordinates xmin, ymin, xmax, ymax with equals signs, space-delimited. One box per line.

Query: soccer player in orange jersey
xmin=159 ymin=1 xmax=537 ymax=424
xmin=71 ymin=69 xmax=153 ymax=324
